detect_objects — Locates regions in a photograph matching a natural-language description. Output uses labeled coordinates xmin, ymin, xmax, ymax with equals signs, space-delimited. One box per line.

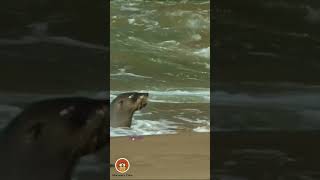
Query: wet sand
xmin=110 ymin=133 xmax=210 ymax=180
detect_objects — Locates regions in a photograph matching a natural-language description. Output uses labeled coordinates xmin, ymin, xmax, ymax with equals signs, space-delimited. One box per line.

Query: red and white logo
xmin=115 ymin=158 xmax=130 ymax=174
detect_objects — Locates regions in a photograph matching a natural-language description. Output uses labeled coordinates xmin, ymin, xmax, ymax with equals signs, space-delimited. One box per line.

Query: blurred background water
xmin=213 ymin=1 xmax=320 ymax=179
xmin=214 ymin=0 xmax=320 ymax=131
xmin=0 ymin=0 xmax=108 ymax=179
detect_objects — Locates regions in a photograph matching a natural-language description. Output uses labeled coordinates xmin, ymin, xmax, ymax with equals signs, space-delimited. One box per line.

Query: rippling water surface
xmin=110 ymin=0 xmax=210 ymax=136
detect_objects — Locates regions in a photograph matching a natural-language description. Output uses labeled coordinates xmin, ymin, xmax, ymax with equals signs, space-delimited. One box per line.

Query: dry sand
xmin=110 ymin=132 xmax=210 ymax=180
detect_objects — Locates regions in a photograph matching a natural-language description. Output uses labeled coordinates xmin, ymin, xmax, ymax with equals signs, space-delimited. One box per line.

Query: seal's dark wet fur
xmin=110 ymin=92 xmax=148 ymax=127
xmin=0 ymin=97 xmax=109 ymax=180
xmin=0 ymin=92 xmax=148 ymax=180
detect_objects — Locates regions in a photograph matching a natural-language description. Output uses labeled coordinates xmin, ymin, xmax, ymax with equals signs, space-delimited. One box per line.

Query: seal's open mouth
xmin=136 ymin=93 xmax=148 ymax=110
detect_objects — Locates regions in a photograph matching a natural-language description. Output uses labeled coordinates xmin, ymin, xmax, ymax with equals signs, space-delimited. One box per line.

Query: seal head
xmin=110 ymin=92 xmax=148 ymax=127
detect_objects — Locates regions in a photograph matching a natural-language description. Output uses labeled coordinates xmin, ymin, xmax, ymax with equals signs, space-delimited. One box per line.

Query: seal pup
xmin=0 ymin=97 xmax=109 ymax=180
xmin=110 ymin=92 xmax=148 ymax=128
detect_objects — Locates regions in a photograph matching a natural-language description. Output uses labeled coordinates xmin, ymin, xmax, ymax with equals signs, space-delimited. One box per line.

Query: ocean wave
xmin=193 ymin=126 xmax=210 ymax=133
xmin=193 ymin=47 xmax=210 ymax=59
xmin=174 ymin=115 xmax=208 ymax=124
xmin=186 ymin=14 xmax=209 ymax=30
xmin=157 ymin=40 xmax=180 ymax=47
xmin=214 ymin=90 xmax=320 ymax=109
xmin=120 ymin=6 xmax=140 ymax=12
xmin=110 ymin=119 xmax=179 ymax=137
xmin=191 ymin=34 xmax=202 ymax=41
xmin=0 ymin=22 xmax=106 ymax=50
xmin=166 ymin=10 xmax=193 ymax=17
xmin=146 ymin=89 xmax=210 ymax=96
xmin=118 ymin=35 xmax=210 ymax=62
xmin=110 ymin=89 xmax=210 ymax=103
xmin=111 ymin=68 xmax=152 ymax=79
xmin=0 ymin=36 xmax=107 ymax=51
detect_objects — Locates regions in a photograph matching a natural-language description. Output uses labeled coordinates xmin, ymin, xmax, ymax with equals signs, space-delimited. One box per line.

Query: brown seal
xmin=0 ymin=97 xmax=108 ymax=180
xmin=110 ymin=92 xmax=148 ymax=128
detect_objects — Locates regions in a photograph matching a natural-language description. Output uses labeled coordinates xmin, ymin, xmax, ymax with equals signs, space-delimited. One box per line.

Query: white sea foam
xmin=166 ymin=10 xmax=192 ymax=17
xmin=110 ymin=119 xmax=179 ymax=137
xmin=146 ymin=89 xmax=210 ymax=96
xmin=111 ymin=89 xmax=209 ymax=96
xmin=193 ymin=47 xmax=210 ymax=59
xmin=147 ymin=99 xmax=181 ymax=103
xmin=175 ymin=116 xmax=209 ymax=125
xmin=120 ymin=6 xmax=140 ymax=12
xmin=111 ymin=89 xmax=210 ymax=103
xmin=193 ymin=126 xmax=210 ymax=132
xmin=111 ymin=68 xmax=152 ymax=79
xmin=191 ymin=34 xmax=202 ymax=41
xmin=186 ymin=14 xmax=209 ymax=30
xmin=157 ymin=40 xmax=180 ymax=47
xmin=128 ymin=18 xmax=135 ymax=24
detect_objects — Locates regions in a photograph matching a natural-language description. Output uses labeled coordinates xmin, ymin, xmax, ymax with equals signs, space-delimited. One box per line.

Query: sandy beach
xmin=110 ymin=132 xmax=210 ymax=180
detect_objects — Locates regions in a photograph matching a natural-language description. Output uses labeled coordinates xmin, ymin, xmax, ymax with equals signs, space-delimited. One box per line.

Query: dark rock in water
xmin=0 ymin=97 xmax=109 ymax=180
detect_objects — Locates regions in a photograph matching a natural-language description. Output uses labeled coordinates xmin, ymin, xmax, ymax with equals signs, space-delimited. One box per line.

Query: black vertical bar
xmin=212 ymin=0 xmax=320 ymax=179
